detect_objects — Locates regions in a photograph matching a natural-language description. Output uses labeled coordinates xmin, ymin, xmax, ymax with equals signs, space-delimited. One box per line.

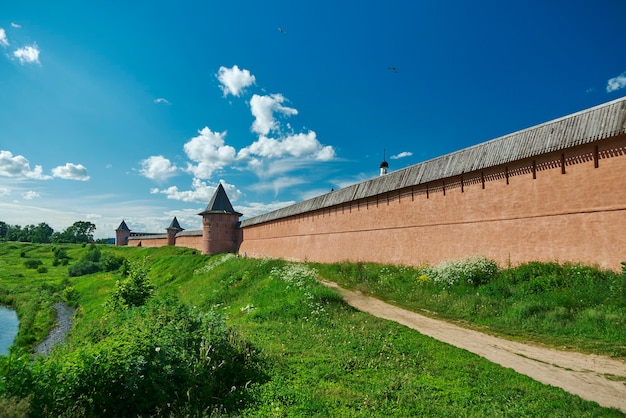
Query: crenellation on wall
xmin=238 ymin=132 xmax=626 ymax=270
xmin=114 ymin=99 xmax=626 ymax=270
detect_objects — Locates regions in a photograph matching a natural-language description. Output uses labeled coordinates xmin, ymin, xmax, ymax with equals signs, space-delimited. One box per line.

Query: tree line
xmin=0 ymin=220 xmax=102 ymax=244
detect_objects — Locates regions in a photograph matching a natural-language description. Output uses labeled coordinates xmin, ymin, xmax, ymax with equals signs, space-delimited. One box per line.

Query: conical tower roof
xmin=116 ymin=220 xmax=130 ymax=231
xmin=199 ymin=183 xmax=242 ymax=216
xmin=166 ymin=217 xmax=184 ymax=231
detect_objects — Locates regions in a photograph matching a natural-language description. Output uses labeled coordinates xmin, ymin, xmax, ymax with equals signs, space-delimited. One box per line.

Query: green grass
xmin=0 ymin=243 xmax=624 ymax=416
xmin=313 ymin=259 xmax=626 ymax=357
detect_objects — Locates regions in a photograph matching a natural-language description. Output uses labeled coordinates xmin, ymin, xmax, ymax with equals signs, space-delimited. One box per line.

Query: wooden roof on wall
xmin=241 ymin=97 xmax=626 ymax=228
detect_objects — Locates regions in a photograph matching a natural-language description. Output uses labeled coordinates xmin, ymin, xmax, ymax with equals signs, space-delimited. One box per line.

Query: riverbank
xmin=33 ymin=302 xmax=74 ymax=355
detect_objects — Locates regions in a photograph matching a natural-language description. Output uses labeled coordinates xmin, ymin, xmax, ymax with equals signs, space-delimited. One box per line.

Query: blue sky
xmin=1 ymin=1 xmax=626 ymax=238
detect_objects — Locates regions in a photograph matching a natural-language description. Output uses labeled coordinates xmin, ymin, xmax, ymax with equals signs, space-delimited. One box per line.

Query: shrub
xmin=107 ymin=260 xmax=154 ymax=310
xmin=427 ymin=256 xmax=499 ymax=287
xmin=22 ymin=297 xmax=261 ymax=416
xmin=82 ymin=244 xmax=101 ymax=263
xmin=100 ymin=253 xmax=126 ymax=272
xmin=36 ymin=266 xmax=47 ymax=274
xmin=68 ymin=260 xmax=100 ymax=277
xmin=23 ymin=259 xmax=42 ymax=269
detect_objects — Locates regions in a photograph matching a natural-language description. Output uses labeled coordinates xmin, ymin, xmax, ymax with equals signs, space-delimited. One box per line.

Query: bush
xmin=20 ymin=297 xmax=261 ymax=416
xmin=106 ymin=260 xmax=154 ymax=310
xmin=36 ymin=266 xmax=47 ymax=274
xmin=23 ymin=259 xmax=42 ymax=269
xmin=82 ymin=244 xmax=101 ymax=263
xmin=427 ymin=256 xmax=499 ymax=288
xmin=67 ymin=260 xmax=100 ymax=277
xmin=100 ymin=253 xmax=126 ymax=272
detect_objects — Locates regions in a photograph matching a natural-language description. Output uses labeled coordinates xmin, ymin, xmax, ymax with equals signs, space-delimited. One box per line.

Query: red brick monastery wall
xmin=238 ymin=135 xmax=626 ymax=270
xmin=174 ymin=234 xmax=204 ymax=251
xmin=127 ymin=237 xmax=168 ymax=248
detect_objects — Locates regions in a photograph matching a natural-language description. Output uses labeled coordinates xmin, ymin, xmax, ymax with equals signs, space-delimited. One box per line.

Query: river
xmin=0 ymin=305 xmax=19 ymax=355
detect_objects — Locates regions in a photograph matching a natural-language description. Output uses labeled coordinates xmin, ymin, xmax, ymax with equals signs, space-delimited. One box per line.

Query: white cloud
xmin=252 ymin=176 xmax=307 ymax=196
xmin=390 ymin=151 xmax=413 ymax=160
xmin=0 ymin=186 xmax=10 ymax=196
xmin=183 ymin=127 xmax=237 ymax=179
xmin=607 ymin=71 xmax=626 ymax=93
xmin=250 ymin=93 xmax=298 ymax=135
xmin=13 ymin=44 xmax=40 ymax=65
xmin=154 ymin=97 xmax=170 ymax=105
xmin=239 ymin=131 xmax=335 ymax=161
xmin=52 ymin=163 xmax=90 ymax=181
xmin=139 ymin=155 xmax=178 ymax=182
xmin=217 ymin=65 xmax=256 ymax=97
xmin=22 ymin=191 xmax=40 ymax=200
xmin=11 ymin=22 xmax=21 ymax=29
xmin=0 ymin=150 xmax=51 ymax=179
xmin=0 ymin=28 xmax=8 ymax=47
xmin=151 ymin=178 xmax=242 ymax=204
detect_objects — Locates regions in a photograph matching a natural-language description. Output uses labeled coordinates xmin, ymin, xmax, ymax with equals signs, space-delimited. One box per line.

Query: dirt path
xmin=323 ymin=281 xmax=626 ymax=413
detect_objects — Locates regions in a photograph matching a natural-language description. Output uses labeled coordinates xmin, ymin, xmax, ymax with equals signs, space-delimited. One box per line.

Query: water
xmin=0 ymin=306 xmax=19 ymax=355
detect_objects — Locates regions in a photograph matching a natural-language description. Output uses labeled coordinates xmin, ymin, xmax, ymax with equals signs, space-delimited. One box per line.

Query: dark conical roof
xmin=199 ymin=183 xmax=242 ymax=216
xmin=166 ymin=217 xmax=184 ymax=231
xmin=116 ymin=220 xmax=130 ymax=231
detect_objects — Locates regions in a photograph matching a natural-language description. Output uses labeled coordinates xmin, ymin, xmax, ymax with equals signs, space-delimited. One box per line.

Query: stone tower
xmin=166 ymin=217 xmax=184 ymax=246
xmin=198 ymin=184 xmax=242 ymax=255
xmin=115 ymin=220 xmax=131 ymax=246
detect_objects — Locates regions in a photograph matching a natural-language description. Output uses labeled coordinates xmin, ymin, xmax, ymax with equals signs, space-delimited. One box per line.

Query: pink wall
xmin=239 ymin=135 xmax=626 ymax=271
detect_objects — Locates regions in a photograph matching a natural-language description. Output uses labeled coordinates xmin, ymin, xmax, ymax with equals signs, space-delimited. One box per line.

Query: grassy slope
xmin=0 ymin=243 xmax=624 ymax=416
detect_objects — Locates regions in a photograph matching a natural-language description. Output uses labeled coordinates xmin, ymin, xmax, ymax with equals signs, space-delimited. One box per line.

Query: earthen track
xmin=323 ymin=281 xmax=626 ymax=413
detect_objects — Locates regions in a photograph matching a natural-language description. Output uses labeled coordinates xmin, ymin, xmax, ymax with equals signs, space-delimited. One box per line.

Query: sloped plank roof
xmin=115 ymin=220 xmax=130 ymax=231
xmin=167 ymin=217 xmax=184 ymax=231
xmin=241 ymin=97 xmax=626 ymax=227
xmin=199 ymin=183 xmax=242 ymax=216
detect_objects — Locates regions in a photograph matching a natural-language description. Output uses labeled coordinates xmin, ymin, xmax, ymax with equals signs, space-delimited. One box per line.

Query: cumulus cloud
xmin=250 ymin=94 xmax=298 ymax=135
xmin=217 ymin=65 xmax=256 ymax=97
xmin=151 ymin=178 xmax=242 ymax=204
xmin=154 ymin=97 xmax=170 ymax=105
xmin=390 ymin=151 xmax=413 ymax=160
xmin=0 ymin=150 xmax=51 ymax=179
xmin=13 ymin=44 xmax=40 ymax=64
xmin=139 ymin=155 xmax=178 ymax=182
xmin=52 ymin=163 xmax=90 ymax=181
xmin=183 ymin=127 xmax=237 ymax=179
xmin=22 ymin=191 xmax=40 ymax=200
xmin=239 ymin=131 xmax=335 ymax=161
xmin=607 ymin=71 xmax=626 ymax=93
xmin=0 ymin=28 xmax=8 ymax=47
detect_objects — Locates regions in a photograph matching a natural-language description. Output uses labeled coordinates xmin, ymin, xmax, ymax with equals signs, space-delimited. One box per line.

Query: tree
xmin=52 ymin=221 xmax=96 ymax=244
xmin=0 ymin=221 xmax=8 ymax=241
xmin=29 ymin=222 xmax=54 ymax=243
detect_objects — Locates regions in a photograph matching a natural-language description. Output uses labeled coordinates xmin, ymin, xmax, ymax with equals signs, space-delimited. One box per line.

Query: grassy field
xmin=0 ymin=243 xmax=624 ymax=416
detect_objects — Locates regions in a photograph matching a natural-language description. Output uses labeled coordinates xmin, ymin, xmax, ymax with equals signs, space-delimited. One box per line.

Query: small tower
xmin=379 ymin=150 xmax=389 ymax=176
xmin=198 ymin=184 xmax=243 ymax=255
xmin=115 ymin=220 xmax=131 ymax=246
xmin=166 ymin=217 xmax=184 ymax=246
